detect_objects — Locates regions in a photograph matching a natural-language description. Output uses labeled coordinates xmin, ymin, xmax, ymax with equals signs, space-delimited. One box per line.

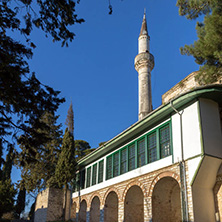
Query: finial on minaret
xmin=140 ymin=10 xmax=148 ymax=37
xmin=134 ymin=11 xmax=154 ymax=120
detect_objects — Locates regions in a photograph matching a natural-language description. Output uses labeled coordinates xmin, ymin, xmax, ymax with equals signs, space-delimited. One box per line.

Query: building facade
xmin=34 ymin=14 xmax=222 ymax=222
xmin=70 ymin=14 xmax=222 ymax=222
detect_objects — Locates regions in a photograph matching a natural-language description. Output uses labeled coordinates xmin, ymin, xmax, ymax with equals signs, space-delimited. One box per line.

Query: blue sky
xmin=16 ymin=0 xmax=199 ymax=150
xmin=26 ymin=0 xmax=200 ymax=150
xmin=10 ymin=0 xmax=202 ymax=208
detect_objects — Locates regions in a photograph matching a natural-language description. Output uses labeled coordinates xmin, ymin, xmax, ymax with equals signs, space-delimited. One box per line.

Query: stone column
xmin=118 ymin=201 xmax=124 ymax=222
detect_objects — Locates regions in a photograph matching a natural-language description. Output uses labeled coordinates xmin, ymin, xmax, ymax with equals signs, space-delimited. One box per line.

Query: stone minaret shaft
xmin=134 ymin=13 xmax=154 ymax=120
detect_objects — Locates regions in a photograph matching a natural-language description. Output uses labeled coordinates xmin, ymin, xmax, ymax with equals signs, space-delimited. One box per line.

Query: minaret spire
xmin=134 ymin=11 xmax=154 ymax=120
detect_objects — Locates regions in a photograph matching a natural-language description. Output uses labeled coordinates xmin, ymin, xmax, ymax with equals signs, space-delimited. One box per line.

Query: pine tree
xmin=18 ymin=112 xmax=63 ymax=192
xmin=177 ymin=0 xmax=222 ymax=84
xmin=55 ymin=128 xmax=76 ymax=220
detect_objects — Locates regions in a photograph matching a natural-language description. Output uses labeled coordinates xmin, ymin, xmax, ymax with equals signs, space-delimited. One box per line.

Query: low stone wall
xmin=34 ymin=188 xmax=71 ymax=222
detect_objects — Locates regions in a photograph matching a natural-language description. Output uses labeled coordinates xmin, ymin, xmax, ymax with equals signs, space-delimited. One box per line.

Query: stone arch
xmin=122 ymin=180 xmax=147 ymax=202
xmin=89 ymin=192 xmax=102 ymax=206
xmin=90 ymin=196 xmax=100 ymax=222
xmin=104 ymin=191 xmax=118 ymax=222
xmin=152 ymin=176 xmax=181 ymax=222
xmin=102 ymin=187 xmax=120 ymax=206
xmin=124 ymin=185 xmax=144 ymax=222
xmin=148 ymin=171 xmax=180 ymax=197
xmin=79 ymin=199 xmax=87 ymax=222
xmin=70 ymin=200 xmax=77 ymax=220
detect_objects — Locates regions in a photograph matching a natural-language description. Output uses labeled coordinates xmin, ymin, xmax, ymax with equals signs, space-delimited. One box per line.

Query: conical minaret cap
xmin=139 ymin=12 xmax=148 ymax=36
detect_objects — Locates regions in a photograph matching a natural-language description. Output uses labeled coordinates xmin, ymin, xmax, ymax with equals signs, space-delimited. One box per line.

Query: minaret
xmin=134 ymin=12 xmax=154 ymax=120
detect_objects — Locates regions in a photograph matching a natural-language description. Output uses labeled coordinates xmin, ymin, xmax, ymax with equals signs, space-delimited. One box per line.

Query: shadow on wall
xmin=34 ymin=207 xmax=47 ymax=222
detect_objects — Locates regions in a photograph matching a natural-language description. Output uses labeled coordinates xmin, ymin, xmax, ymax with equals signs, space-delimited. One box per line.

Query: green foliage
xmin=75 ymin=140 xmax=94 ymax=161
xmin=14 ymin=181 xmax=26 ymax=219
xmin=177 ymin=0 xmax=222 ymax=84
xmin=55 ymin=128 xmax=76 ymax=187
xmin=2 ymin=144 xmax=15 ymax=181
xmin=65 ymin=102 xmax=74 ymax=135
xmin=18 ymin=112 xmax=63 ymax=192
xmin=0 ymin=0 xmax=87 ymax=169
xmin=0 ymin=179 xmax=16 ymax=218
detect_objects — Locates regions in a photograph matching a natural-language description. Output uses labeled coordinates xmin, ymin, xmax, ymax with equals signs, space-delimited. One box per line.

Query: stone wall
xmin=72 ymin=162 xmax=194 ymax=222
xmin=162 ymin=71 xmax=222 ymax=104
xmin=34 ymin=188 xmax=71 ymax=222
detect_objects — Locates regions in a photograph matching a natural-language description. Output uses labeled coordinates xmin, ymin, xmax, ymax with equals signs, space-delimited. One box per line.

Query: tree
xmin=177 ymin=0 xmax=222 ymax=84
xmin=55 ymin=128 xmax=76 ymax=220
xmin=14 ymin=181 xmax=26 ymax=219
xmin=0 ymin=179 xmax=16 ymax=218
xmin=0 ymin=0 xmax=86 ymax=169
xmin=2 ymin=144 xmax=15 ymax=181
xmin=18 ymin=112 xmax=63 ymax=192
xmin=65 ymin=102 xmax=74 ymax=135
xmin=75 ymin=140 xmax=95 ymax=161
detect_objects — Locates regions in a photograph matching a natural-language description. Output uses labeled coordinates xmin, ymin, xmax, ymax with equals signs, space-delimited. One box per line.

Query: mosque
xmin=35 ymin=13 xmax=222 ymax=222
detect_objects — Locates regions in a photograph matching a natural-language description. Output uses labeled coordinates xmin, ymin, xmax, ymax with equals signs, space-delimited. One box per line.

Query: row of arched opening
xmin=71 ymin=177 xmax=181 ymax=222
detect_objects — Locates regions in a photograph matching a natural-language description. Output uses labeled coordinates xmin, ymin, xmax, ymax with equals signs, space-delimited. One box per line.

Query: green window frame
xmin=104 ymin=121 xmax=172 ymax=181
xmin=113 ymin=152 xmax=119 ymax=177
xmin=128 ymin=143 xmax=136 ymax=171
xmin=120 ymin=148 xmax=127 ymax=174
xmin=86 ymin=167 xmax=91 ymax=188
xmin=148 ymin=132 xmax=157 ymax=163
xmin=80 ymin=169 xmax=85 ymax=190
xmin=98 ymin=160 xmax=104 ymax=183
xmin=106 ymin=155 xmax=113 ymax=180
xmin=92 ymin=163 xmax=97 ymax=186
xmin=137 ymin=138 xmax=146 ymax=167
xmin=160 ymin=124 xmax=171 ymax=158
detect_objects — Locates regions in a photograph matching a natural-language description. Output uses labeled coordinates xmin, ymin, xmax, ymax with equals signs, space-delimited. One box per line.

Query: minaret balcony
xmin=134 ymin=52 xmax=154 ymax=71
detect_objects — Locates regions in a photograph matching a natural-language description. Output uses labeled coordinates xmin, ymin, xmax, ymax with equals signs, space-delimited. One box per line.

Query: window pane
xmin=98 ymin=160 xmax=104 ymax=183
xmin=128 ymin=144 xmax=135 ymax=171
xmin=80 ymin=169 xmax=85 ymax=190
xmin=137 ymin=138 xmax=146 ymax=167
xmin=86 ymin=167 xmax=91 ymax=188
xmin=113 ymin=152 xmax=119 ymax=177
xmin=121 ymin=148 xmax=127 ymax=174
xmin=106 ymin=156 xmax=112 ymax=180
xmin=92 ymin=164 xmax=97 ymax=185
xmin=160 ymin=124 xmax=171 ymax=158
xmin=148 ymin=132 xmax=157 ymax=163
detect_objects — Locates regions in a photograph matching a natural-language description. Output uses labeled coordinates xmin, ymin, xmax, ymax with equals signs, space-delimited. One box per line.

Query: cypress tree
xmin=14 ymin=181 xmax=26 ymax=219
xmin=2 ymin=144 xmax=15 ymax=181
xmin=55 ymin=128 xmax=76 ymax=220
xmin=65 ymin=102 xmax=74 ymax=135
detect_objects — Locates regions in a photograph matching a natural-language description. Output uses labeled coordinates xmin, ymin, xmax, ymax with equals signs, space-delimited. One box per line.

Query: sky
xmin=11 ymin=0 xmax=201 ymax=183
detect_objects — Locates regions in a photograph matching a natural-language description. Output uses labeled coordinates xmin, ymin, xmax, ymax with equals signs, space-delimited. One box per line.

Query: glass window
xmin=137 ymin=138 xmax=146 ymax=167
xmin=113 ymin=152 xmax=119 ymax=177
xmin=106 ymin=156 xmax=112 ymax=180
xmin=80 ymin=169 xmax=85 ymax=190
xmin=92 ymin=164 xmax=97 ymax=185
xmin=148 ymin=132 xmax=157 ymax=163
xmin=86 ymin=167 xmax=91 ymax=188
xmin=98 ymin=160 xmax=104 ymax=183
xmin=120 ymin=148 xmax=127 ymax=174
xmin=160 ymin=124 xmax=171 ymax=158
xmin=128 ymin=144 xmax=135 ymax=171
